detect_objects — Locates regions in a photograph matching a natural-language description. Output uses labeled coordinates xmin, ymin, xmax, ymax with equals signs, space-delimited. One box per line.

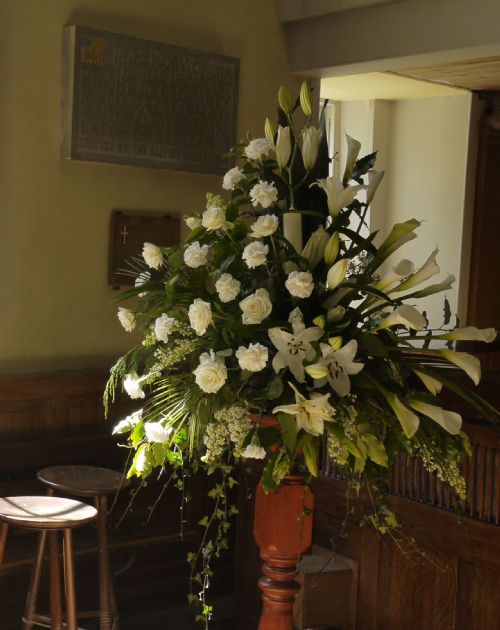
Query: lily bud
xmin=300 ymin=81 xmax=313 ymax=117
xmin=328 ymin=336 xmax=343 ymax=350
xmin=302 ymin=126 xmax=322 ymax=170
xmin=275 ymin=125 xmax=291 ymax=168
xmin=278 ymin=86 xmax=293 ymax=115
xmin=265 ymin=117 xmax=276 ymax=143
xmin=312 ymin=315 xmax=326 ymax=329
xmin=366 ymin=170 xmax=385 ymax=204
xmin=326 ymin=259 xmax=348 ymax=290
xmin=324 ymin=232 xmax=340 ymax=266
xmin=343 ymin=134 xmax=361 ymax=181
xmin=305 ymin=364 xmax=329 ymax=380
xmin=327 ymin=306 xmax=346 ymax=323
xmin=302 ymin=225 xmax=329 ymax=269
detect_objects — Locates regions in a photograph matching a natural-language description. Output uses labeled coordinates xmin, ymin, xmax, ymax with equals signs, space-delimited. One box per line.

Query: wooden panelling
xmin=395 ymin=57 xmax=500 ymax=91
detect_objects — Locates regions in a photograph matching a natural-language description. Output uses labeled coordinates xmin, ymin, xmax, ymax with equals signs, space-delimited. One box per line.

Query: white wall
xmin=332 ymin=93 xmax=472 ymax=328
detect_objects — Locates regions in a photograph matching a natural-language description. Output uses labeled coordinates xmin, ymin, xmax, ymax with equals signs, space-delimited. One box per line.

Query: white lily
xmin=436 ymin=327 xmax=497 ymax=343
xmin=312 ymin=176 xmax=363 ymax=217
xmin=407 ymin=399 xmax=462 ymax=435
xmin=438 ymin=350 xmax=481 ymax=385
xmin=374 ymin=305 xmax=426 ymax=331
xmin=412 ymin=370 xmax=443 ymax=396
xmin=343 ymin=134 xmax=361 ymax=181
xmin=273 ymin=383 xmax=334 ymax=436
xmin=375 ymin=260 xmax=414 ymax=292
xmin=305 ymin=340 xmax=364 ymax=397
xmin=275 ymin=125 xmax=291 ymax=168
xmin=366 ymin=169 xmax=385 ymax=204
xmin=392 ymin=248 xmax=440 ymax=293
xmin=374 ymin=219 xmax=421 ymax=266
xmin=302 ymin=126 xmax=322 ymax=170
xmin=268 ymin=317 xmax=323 ymax=382
xmin=326 ymin=258 xmax=348 ymax=290
xmin=302 ymin=225 xmax=329 ymax=269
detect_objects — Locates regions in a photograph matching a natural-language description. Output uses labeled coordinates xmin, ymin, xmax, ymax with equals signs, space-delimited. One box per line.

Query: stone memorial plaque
xmin=108 ymin=212 xmax=180 ymax=288
xmin=61 ymin=25 xmax=239 ymax=174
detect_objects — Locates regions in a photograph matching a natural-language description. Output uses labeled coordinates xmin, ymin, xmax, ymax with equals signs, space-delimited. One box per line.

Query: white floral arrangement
xmin=105 ymin=83 xmax=497 ymax=621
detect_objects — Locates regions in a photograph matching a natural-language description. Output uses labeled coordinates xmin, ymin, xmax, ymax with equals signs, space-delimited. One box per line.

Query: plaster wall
xmin=0 ymin=0 xmax=301 ymax=373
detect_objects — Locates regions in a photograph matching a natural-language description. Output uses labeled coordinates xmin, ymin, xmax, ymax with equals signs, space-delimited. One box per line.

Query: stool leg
xmin=63 ymin=528 xmax=78 ymax=630
xmin=96 ymin=496 xmax=114 ymax=630
xmin=0 ymin=522 xmax=8 ymax=567
xmin=49 ymin=531 xmax=63 ymax=630
xmin=22 ymin=529 xmax=48 ymax=630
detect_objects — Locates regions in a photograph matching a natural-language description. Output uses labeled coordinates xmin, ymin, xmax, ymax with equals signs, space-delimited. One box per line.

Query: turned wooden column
xmin=253 ymin=475 xmax=314 ymax=630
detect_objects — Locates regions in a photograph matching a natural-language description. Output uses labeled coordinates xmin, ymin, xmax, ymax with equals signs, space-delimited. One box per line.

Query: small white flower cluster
xmin=327 ymin=402 xmax=357 ymax=466
xmin=202 ymin=405 xmax=252 ymax=468
xmin=151 ymin=337 xmax=198 ymax=372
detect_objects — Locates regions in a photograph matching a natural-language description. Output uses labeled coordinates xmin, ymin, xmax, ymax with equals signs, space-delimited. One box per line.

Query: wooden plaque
xmin=61 ymin=25 xmax=239 ymax=174
xmin=108 ymin=212 xmax=180 ymax=287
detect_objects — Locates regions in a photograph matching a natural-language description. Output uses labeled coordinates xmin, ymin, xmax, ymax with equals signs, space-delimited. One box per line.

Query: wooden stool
xmin=0 ymin=495 xmax=97 ymax=630
xmin=37 ymin=466 xmax=129 ymax=630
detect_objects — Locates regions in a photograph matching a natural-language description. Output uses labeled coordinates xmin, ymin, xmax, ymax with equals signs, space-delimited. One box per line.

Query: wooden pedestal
xmin=253 ymin=475 xmax=314 ymax=630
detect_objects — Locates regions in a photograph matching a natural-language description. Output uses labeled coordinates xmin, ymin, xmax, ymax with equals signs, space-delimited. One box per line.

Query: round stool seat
xmin=37 ymin=465 xmax=129 ymax=498
xmin=0 ymin=496 xmax=97 ymax=530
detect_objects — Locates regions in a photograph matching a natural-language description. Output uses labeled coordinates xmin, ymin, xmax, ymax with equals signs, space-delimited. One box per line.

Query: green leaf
xmin=303 ymin=438 xmax=319 ymax=476
xmin=443 ymin=296 xmax=451 ymax=326
xmin=351 ymin=151 xmax=377 ymax=182
xmin=272 ymin=450 xmax=292 ymax=486
xmin=268 ymin=375 xmax=284 ymax=400
xmin=360 ymin=433 xmax=388 ymax=467
xmin=277 ymin=413 xmax=298 ymax=453
xmin=262 ymin=451 xmax=280 ymax=493
xmin=130 ymin=421 xmax=145 ymax=448
xmin=357 ymin=332 xmax=389 ymax=358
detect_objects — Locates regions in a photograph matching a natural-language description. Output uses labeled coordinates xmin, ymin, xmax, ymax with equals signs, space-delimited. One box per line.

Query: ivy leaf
xmin=262 ymin=451 xmax=280 ymax=493
xmin=361 ymin=433 xmax=388 ymax=467
xmin=272 ymin=450 xmax=292 ymax=486
xmin=351 ymin=151 xmax=377 ymax=182
xmin=130 ymin=421 xmax=145 ymax=449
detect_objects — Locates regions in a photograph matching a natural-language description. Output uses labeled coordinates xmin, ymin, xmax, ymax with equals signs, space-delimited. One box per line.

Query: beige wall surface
xmin=0 ymin=0 xmax=300 ymax=374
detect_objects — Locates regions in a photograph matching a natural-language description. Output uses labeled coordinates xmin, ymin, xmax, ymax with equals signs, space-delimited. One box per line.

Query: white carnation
xmin=250 ymin=180 xmax=278 ymax=208
xmin=242 ymin=241 xmax=269 ymax=268
xmin=154 ymin=313 xmax=176 ymax=343
xmin=236 ymin=343 xmax=269 ymax=372
xmin=145 ymin=421 xmax=172 ymax=444
xmin=215 ymin=273 xmax=241 ymax=303
xmin=142 ymin=242 xmax=163 ymax=270
xmin=239 ymin=288 xmax=272 ymax=325
xmin=202 ymin=205 xmax=227 ymax=231
xmin=285 ymin=271 xmax=314 ymax=299
xmin=242 ymin=443 xmax=266 ymax=459
xmin=188 ymin=298 xmax=213 ymax=336
xmin=123 ymin=373 xmax=145 ymax=399
xmin=245 ymin=138 xmax=274 ymax=161
xmin=117 ymin=307 xmax=136 ymax=332
xmin=113 ymin=409 xmax=142 ymax=434
xmin=193 ymin=351 xmax=228 ymax=394
xmin=185 ymin=216 xmax=201 ymax=230
xmin=222 ymin=166 xmax=245 ymax=191
xmin=250 ymin=214 xmax=279 ymax=238
xmin=184 ymin=241 xmax=210 ymax=268
xmin=135 ymin=271 xmax=151 ymax=297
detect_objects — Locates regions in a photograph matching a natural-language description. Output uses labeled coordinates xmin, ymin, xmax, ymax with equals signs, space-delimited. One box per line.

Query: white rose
xmin=123 ymin=373 xmax=145 ymax=399
xmin=188 ymin=298 xmax=213 ymax=336
xmin=236 ymin=343 xmax=269 ymax=372
xmin=154 ymin=313 xmax=176 ymax=343
xmin=250 ymin=180 xmax=278 ymax=208
xmin=245 ymin=138 xmax=274 ymax=161
xmin=135 ymin=271 xmax=151 ymax=297
xmin=117 ymin=307 xmax=136 ymax=332
xmin=113 ymin=409 xmax=142 ymax=434
xmin=202 ymin=206 xmax=227 ymax=231
xmin=285 ymin=271 xmax=314 ymax=299
xmin=193 ymin=351 xmax=228 ymax=394
xmin=222 ymin=166 xmax=245 ymax=191
xmin=242 ymin=241 xmax=269 ymax=268
xmin=242 ymin=444 xmax=266 ymax=459
xmin=145 ymin=421 xmax=172 ymax=444
xmin=142 ymin=242 xmax=163 ymax=270
xmin=185 ymin=216 xmax=201 ymax=230
xmin=250 ymin=214 xmax=279 ymax=238
xmin=215 ymin=273 xmax=241 ymax=303
xmin=184 ymin=241 xmax=210 ymax=268
xmin=239 ymin=288 xmax=272 ymax=325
